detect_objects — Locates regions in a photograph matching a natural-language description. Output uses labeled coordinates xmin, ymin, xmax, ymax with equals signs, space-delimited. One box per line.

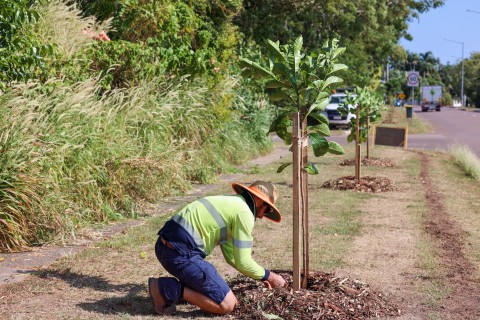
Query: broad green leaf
xmin=272 ymin=63 xmax=293 ymax=82
xmin=293 ymin=36 xmax=303 ymax=73
xmin=309 ymin=133 xmax=329 ymax=157
xmin=265 ymin=79 xmax=290 ymax=89
xmin=273 ymin=114 xmax=293 ymax=145
xmin=328 ymin=63 xmax=348 ymax=74
xmin=266 ymin=40 xmax=289 ymax=65
xmin=240 ymin=58 xmax=275 ymax=79
xmin=347 ymin=131 xmax=356 ymax=143
xmin=307 ymin=97 xmax=329 ymax=115
xmin=269 ymin=89 xmax=291 ymax=102
xmin=328 ymin=141 xmax=345 ymax=155
xmin=309 ymin=122 xmax=330 ymax=136
xmin=332 ymin=46 xmax=346 ymax=59
xmin=307 ymin=112 xmax=329 ymax=125
xmin=322 ymin=76 xmax=343 ymax=90
xmin=277 ymin=162 xmax=292 ymax=173
xmin=304 ymin=163 xmax=319 ymax=175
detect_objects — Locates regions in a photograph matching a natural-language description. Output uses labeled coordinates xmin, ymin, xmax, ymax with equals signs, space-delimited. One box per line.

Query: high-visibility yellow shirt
xmin=168 ymin=195 xmax=266 ymax=280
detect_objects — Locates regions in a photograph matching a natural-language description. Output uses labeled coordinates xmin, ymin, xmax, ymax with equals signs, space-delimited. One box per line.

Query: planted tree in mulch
xmin=340 ymin=87 xmax=385 ymax=177
xmin=240 ymin=38 xmax=400 ymax=318
xmin=317 ymin=87 xmax=397 ymax=193
xmin=241 ymin=36 xmax=346 ymax=289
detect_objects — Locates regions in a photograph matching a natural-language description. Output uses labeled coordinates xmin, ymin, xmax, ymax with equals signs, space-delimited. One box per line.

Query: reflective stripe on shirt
xmin=233 ymin=238 xmax=253 ymax=249
xmin=172 ymin=214 xmax=205 ymax=250
xmin=198 ymin=198 xmax=228 ymax=244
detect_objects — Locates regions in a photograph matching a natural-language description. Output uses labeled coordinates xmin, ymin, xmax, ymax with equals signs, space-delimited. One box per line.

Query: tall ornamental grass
xmin=449 ymin=144 xmax=480 ymax=180
xmin=0 ymin=76 xmax=272 ymax=252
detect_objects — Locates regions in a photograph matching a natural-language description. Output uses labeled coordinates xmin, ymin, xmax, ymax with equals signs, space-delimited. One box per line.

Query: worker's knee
xmin=218 ymin=290 xmax=238 ymax=314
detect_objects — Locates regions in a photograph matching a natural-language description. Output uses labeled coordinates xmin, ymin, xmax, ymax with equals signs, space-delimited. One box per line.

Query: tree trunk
xmin=366 ymin=108 xmax=370 ymax=159
xmin=292 ymin=112 xmax=302 ymax=290
xmin=355 ymin=106 xmax=361 ymax=180
xmin=301 ymin=111 xmax=309 ymax=289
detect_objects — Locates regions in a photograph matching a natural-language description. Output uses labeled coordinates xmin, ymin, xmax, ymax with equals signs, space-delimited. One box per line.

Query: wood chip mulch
xmin=339 ymin=158 xmax=396 ymax=167
xmin=229 ymin=270 xmax=401 ymax=320
xmin=321 ymin=176 xmax=396 ymax=193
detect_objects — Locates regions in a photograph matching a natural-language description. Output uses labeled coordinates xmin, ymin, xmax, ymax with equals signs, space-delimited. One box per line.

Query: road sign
xmin=406 ymin=71 xmax=419 ymax=87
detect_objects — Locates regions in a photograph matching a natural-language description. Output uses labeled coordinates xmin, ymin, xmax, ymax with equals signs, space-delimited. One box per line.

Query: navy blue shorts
xmin=155 ymin=237 xmax=231 ymax=304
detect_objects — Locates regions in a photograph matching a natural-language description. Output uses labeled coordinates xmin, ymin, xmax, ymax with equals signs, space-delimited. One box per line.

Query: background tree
xmin=340 ymin=87 xmax=384 ymax=179
xmin=235 ymin=0 xmax=445 ymax=87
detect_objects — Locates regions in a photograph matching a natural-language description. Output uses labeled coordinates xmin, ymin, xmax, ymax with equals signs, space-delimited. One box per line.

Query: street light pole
xmin=444 ymin=38 xmax=465 ymax=107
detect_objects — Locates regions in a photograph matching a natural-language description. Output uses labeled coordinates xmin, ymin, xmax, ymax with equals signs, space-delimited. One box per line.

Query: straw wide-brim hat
xmin=232 ymin=181 xmax=282 ymax=222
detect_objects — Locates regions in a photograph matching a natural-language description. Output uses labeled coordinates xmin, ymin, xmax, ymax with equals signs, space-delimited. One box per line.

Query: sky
xmin=399 ymin=0 xmax=480 ymax=65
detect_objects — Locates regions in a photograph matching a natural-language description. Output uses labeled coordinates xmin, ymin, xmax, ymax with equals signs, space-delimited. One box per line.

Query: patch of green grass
xmin=449 ymin=143 xmax=480 ymax=180
xmin=424 ymin=281 xmax=450 ymax=307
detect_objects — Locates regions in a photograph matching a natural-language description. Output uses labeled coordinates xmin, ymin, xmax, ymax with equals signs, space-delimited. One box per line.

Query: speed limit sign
xmin=406 ymin=71 xmax=419 ymax=87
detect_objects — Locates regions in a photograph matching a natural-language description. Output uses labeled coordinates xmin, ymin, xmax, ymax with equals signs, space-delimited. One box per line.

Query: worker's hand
xmin=263 ymin=271 xmax=286 ymax=289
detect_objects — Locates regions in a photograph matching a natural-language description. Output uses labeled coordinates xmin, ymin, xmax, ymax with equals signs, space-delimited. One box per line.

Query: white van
xmin=322 ymin=93 xmax=355 ymax=129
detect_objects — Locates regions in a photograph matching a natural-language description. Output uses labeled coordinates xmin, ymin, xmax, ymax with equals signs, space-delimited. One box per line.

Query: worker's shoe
xmin=148 ymin=277 xmax=176 ymax=315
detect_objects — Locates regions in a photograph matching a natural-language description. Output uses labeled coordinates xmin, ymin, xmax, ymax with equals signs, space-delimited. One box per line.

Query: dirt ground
xmin=1 ymin=138 xmax=480 ymax=319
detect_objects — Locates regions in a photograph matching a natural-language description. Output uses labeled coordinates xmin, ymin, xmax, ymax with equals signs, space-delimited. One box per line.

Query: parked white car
xmin=322 ymin=93 xmax=356 ymax=129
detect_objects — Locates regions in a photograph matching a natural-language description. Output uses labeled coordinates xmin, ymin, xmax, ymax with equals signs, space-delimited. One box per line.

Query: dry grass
xmin=449 ymin=143 xmax=480 ymax=180
xmin=0 ymin=75 xmax=271 ymax=251
xmin=33 ymin=0 xmax=111 ymax=58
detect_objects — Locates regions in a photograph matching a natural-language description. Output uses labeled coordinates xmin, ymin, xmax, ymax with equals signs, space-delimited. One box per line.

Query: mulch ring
xmin=229 ymin=270 xmax=401 ymax=320
xmin=339 ymin=158 xmax=396 ymax=167
xmin=321 ymin=176 xmax=396 ymax=193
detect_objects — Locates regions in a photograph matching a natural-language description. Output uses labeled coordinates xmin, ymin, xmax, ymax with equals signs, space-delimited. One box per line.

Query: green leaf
xmin=304 ymin=163 xmax=319 ymax=175
xmin=309 ymin=133 xmax=329 ymax=157
xmin=293 ymin=36 xmax=304 ymax=73
xmin=266 ymin=40 xmax=289 ymax=65
xmin=265 ymin=79 xmax=290 ymax=89
xmin=322 ymin=76 xmax=343 ymax=90
xmin=307 ymin=112 xmax=328 ymax=125
xmin=273 ymin=114 xmax=293 ymax=145
xmin=332 ymin=46 xmax=346 ymax=59
xmin=240 ymin=58 xmax=275 ymax=79
xmin=309 ymin=122 xmax=330 ymax=136
xmin=272 ymin=63 xmax=294 ymax=85
xmin=277 ymin=162 xmax=292 ymax=173
xmin=328 ymin=141 xmax=345 ymax=155
xmin=269 ymin=89 xmax=291 ymax=102
xmin=347 ymin=131 xmax=356 ymax=143
xmin=307 ymin=97 xmax=329 ymax=115
xmin=329 ymin=63 xmax=348 ymax=74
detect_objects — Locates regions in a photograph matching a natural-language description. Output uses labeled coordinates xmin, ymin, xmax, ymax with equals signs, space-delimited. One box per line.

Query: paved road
xmin=327 ymin=105 xmax=480 ymax=158
xmin=409 ymin=105 xmax=480 ymax=157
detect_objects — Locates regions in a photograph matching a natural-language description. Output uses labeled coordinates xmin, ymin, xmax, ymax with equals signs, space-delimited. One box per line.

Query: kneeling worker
xmin=149 ymin=180 xmax=286 ymax=315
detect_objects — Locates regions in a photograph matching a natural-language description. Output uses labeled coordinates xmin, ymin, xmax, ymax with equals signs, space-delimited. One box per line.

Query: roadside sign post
xmin=406 ymin=71 xmax=419 ymax=105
